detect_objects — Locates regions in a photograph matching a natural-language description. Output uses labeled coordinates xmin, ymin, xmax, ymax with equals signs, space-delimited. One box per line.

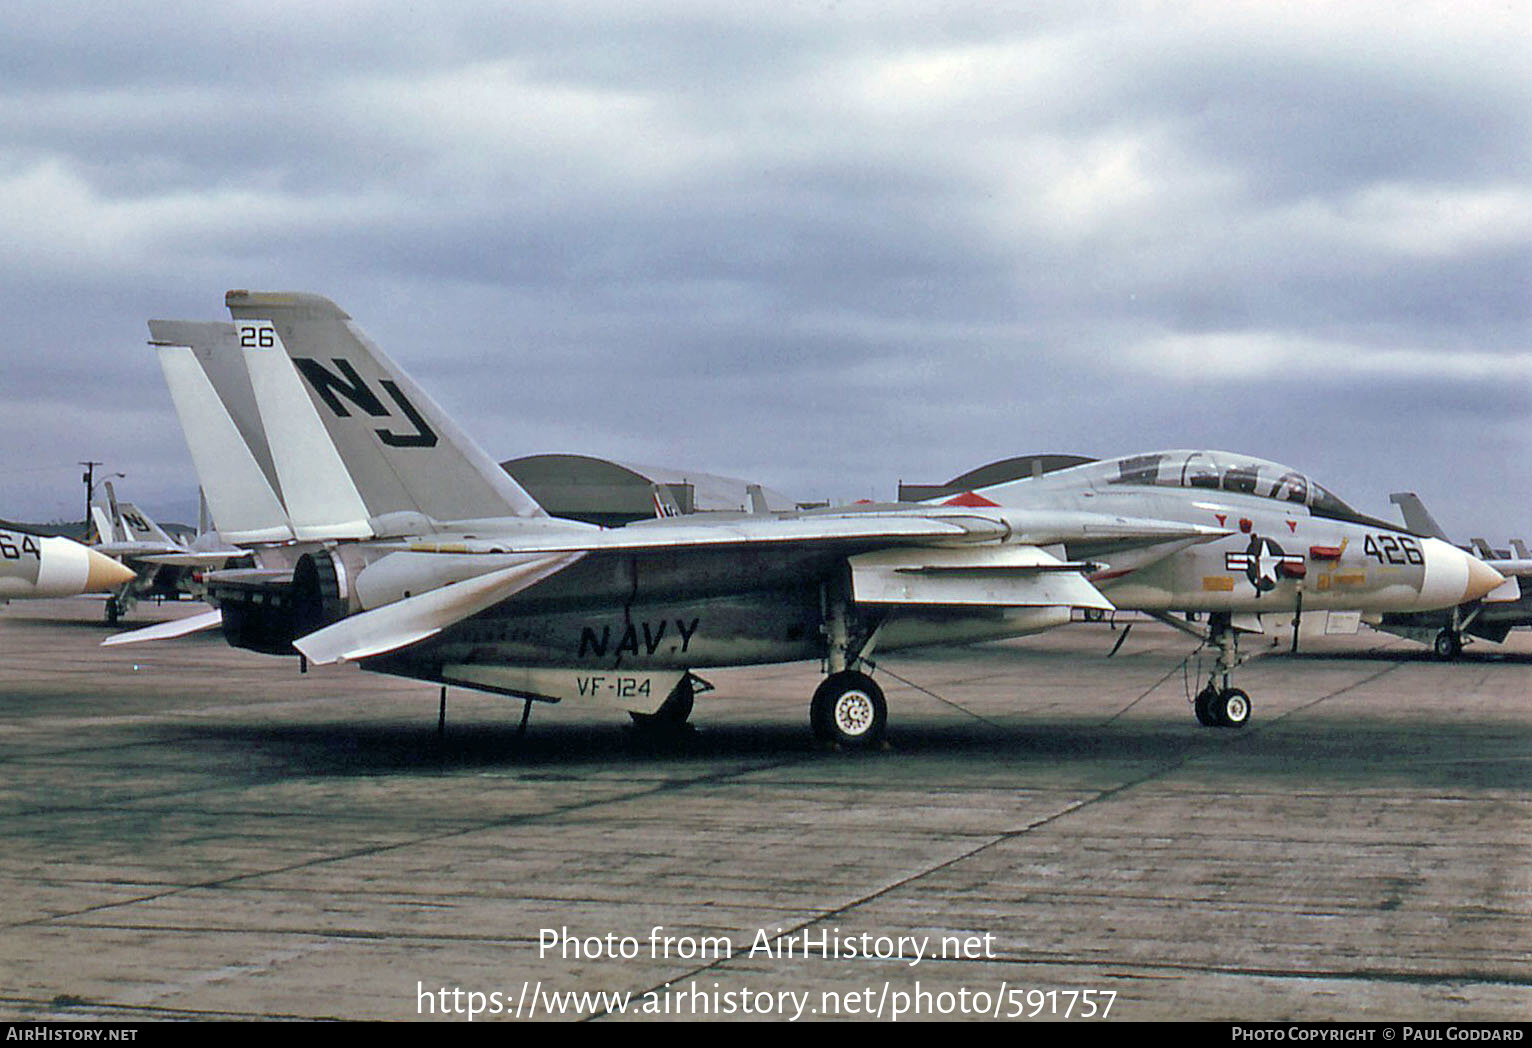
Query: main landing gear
xmin=810 ymin=670 xmax=887 ymax=748
xmin=1193 ymin=612 xmax=1252 ymax=729
xmin=1433 ymin=628 xmax=1464 ymax=660
xmin=104 ymin=587 xmax=137 ymax=625
xmin=810 ymin=579 xmax=888 ymax=749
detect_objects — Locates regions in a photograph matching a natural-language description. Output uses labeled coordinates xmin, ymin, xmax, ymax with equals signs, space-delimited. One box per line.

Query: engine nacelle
xmin=291 ymin=551 xmax=347 ymax=638
xmin=217 ymin=588 xmax=301 ymax=656
xmin=287 ymin=547 xmax=571 ymax=650
xmin=290 ymin=545 xmax=392 ymax=636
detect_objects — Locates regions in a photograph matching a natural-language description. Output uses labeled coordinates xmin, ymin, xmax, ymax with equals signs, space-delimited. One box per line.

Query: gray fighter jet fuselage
xmin=112 ymin=292 xmax=1504 ymax=745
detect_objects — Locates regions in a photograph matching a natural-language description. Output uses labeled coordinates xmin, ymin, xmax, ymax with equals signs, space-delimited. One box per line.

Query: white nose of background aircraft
xmin=0 ymin=528 xmax=137 ymax=601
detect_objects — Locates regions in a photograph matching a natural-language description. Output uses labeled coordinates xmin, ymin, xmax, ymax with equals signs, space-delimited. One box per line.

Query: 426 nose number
xmin=1363 ymin=533 xmax=1424 ymax=566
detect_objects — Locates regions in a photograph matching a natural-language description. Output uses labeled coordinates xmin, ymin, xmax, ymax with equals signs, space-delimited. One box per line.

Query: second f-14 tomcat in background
xmin=1367 ymin=492 xmax=1532 ymax=658
xmin=110 ymin=291 xmax=1504 ymax=747
xmin=89 ymin=482 xmax=245 ymax=623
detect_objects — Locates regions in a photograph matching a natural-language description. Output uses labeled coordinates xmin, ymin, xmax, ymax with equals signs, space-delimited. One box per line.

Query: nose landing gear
xmin=1433 ymin=627 xmax=1464 ymax=660
xmin=1193 ymin=612 xmax=1253 ymax=729
xmin=1194 ymin=683 xmax=1251 ymax=728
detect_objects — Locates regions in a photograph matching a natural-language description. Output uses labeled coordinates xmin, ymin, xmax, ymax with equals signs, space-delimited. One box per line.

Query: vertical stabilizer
xmin=89 ymin=504 xmax=116 ymax=546
xmin=237 ymin=320 xmax=374 ymax=540
xmin=224 ymin=291 xmax=546 ymax=523
xmin=115 ymin=501 xmax=177 ymax=548
xmin=149 ymin=320 xmax=284 ymax=495
xmin=1388 ymin=492 xmax=1451 ymax=541
xmin=651 ymin=483 xmax=682 ymax=519
xmin=150 ymin=329 xmax=295 ymax=545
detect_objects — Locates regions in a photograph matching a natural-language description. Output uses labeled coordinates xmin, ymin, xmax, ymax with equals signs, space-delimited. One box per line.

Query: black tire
xmin=1193 ymin=685 xmax=1220 ymax=727
xmin=1433 ymin=629 xmax=1462 ymax=660
xmin=810 ymin=671 xmax=887 ymax=749
xmin=1214 ymin=687 xmax=1251 ymax=728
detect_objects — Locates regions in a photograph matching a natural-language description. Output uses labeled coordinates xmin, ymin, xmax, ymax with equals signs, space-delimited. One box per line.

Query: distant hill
xmin=0 ymin=518 xmax=88 ymax=541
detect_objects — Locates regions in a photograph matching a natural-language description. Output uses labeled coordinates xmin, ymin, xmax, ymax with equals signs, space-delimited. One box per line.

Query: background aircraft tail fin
xmin=89 ymin=504 xmax=117 ymax=545
xmin=1388 ymin=492 xmax=1451 ymax=541
xmin=651 ymin=483 xmax=682 ymax=519
xmin=113 ymin=499 xmax=179 ymax=549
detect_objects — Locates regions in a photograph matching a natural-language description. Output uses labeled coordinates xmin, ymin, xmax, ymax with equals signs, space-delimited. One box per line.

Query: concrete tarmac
xmin=0 ymin=599 xmax=1527 ymax=1022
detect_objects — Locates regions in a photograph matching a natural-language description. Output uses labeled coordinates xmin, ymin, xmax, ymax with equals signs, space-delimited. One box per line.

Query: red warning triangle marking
xmin=943 ymin=491 xmax=1001 ymax=507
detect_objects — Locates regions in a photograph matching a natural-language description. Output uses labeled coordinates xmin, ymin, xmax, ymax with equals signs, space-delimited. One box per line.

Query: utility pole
xmin=80 ymin=462 xmax=123 ymax=542
xmin=81 ymin=461 xmax=102 ymax=541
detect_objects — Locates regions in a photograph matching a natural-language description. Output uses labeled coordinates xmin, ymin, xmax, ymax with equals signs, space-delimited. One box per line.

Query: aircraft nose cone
xmin=1418 ymin=537 xmax=1506 ymax=610
xmin=1462 ymin=554 xmax=1505 ymax=604
xmin=85 ymin=549 xmax=137 ymax=592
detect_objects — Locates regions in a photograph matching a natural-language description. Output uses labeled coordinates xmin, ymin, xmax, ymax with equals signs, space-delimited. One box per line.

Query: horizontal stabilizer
xmin=850 ymin=545 xmax=1114 ymax=609
xmin=294 ymin=552 xmax=584 ymax=664
xmin=102 ymin=608 xmax=224 ymax=646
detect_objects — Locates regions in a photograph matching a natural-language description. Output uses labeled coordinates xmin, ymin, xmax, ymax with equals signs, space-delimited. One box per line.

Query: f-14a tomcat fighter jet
xmin=113 ymin=291 xmax=1503 ymax=747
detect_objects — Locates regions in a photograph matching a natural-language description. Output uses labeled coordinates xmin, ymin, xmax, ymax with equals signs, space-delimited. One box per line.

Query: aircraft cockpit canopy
xmin=1082 ymin=450 xmax=1383 ymax=527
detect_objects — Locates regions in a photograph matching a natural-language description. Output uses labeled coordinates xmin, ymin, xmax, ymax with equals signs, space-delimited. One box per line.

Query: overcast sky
xmin=1 ymin=1 xmax=1528 ymax=539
